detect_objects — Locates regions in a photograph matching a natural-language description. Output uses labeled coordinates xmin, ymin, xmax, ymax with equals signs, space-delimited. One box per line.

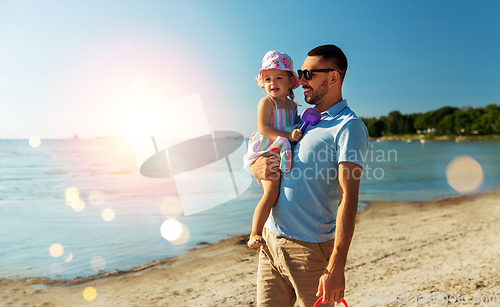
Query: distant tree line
xmin=361 ymin=104 xmax=500 ymax=137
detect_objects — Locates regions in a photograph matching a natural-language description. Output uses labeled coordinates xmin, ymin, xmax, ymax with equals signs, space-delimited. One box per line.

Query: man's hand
xmin=250 ymin=148 xmax=281 ymax=185
xmin=317 ymin=161 xmax=362 ymax=304
xmin=316 ymin=267 xmax=345 ymax=304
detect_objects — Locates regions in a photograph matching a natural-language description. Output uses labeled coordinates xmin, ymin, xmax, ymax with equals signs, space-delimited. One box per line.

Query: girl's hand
xmin=248 ymin=235 xmax=267 ymax=249
xmin=288 ymin=129 xmax=302 ymax=142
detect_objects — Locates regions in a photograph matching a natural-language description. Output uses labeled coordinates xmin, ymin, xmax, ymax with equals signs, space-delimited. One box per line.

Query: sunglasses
xmin=297 ymin=69 xmax=337 ymax=80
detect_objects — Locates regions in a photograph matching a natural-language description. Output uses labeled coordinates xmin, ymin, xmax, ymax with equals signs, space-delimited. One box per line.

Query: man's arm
xmin=316 ymin=161 xmax=362 ymax=304
xmin=250 ymin=148 xmax=281 ymax=187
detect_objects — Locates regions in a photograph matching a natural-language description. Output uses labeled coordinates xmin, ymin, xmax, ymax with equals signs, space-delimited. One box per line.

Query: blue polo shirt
xmin=265 ymin=99 xmax=369 ymax=243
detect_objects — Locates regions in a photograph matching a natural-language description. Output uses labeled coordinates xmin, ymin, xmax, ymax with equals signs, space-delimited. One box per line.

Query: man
xmin=250 ymin=45 xmax=368 ymax=307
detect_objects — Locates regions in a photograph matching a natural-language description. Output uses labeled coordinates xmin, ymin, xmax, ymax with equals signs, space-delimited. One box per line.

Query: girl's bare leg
xmin=248 ymin=176 xmax=281 ymax=248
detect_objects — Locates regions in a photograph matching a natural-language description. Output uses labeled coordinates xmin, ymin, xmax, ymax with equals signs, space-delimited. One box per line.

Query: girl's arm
xmin=257 ymin=97 xmax=292 ymax=141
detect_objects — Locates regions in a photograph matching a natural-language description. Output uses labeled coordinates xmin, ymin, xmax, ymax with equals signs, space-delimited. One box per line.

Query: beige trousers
xmin=257 ymin=228 xmax=335 ymax=307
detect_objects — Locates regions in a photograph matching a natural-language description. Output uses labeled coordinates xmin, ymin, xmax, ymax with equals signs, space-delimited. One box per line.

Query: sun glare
xmin=120 ymin=107 xmax=155 ymax=140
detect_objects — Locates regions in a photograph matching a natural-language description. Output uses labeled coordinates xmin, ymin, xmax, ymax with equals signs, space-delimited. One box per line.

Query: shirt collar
xmin=322 ymin=99 xmax=348 ymax=118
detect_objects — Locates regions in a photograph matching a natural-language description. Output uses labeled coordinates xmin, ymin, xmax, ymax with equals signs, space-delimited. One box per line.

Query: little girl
xmin=244 ymin=51 xmax=302 ymax=249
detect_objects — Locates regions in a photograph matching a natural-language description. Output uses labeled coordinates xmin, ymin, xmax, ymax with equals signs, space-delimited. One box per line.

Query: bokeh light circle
xmin=83 ymin=287 xmax=97 ymax=301
xmin=29 ymin=136 xmax=41 ymax=148
xmin=446 ymin=155 xmax=484 ymax=193
xmin=101 ymin=208 xmax=115 ymax=221
xmin=160 ymin=219 xmax=183 ymax=241
xmin=160 ymin=219 xmax=190 ymax=245
xmin=65 ymin=187 xmax=80 ymax=206
xmin=89 ymin=191 xmax=105 ymax=206
xmin=71 ymin=198 xmax=85 ymax=212
xmin=170 ymin=222 xmax=190 ymax=245
xmin=50 ymin=243 xmax=64 ymax=257
xmin=90 ymin=256 xmax=106 ymax=272
xmin=160 ymin=197 xmax=183 ymax=219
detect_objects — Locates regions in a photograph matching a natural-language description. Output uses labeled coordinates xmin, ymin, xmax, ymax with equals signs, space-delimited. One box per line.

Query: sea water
xmin=0 ymin=139 xmax=499 ymax=280
xmin=359 ymin=140 xmax=500 ymax=202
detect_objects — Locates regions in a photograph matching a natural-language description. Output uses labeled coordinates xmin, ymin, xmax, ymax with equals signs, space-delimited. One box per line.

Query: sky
xmin=1 ymin=0 xmax=499 ymax=139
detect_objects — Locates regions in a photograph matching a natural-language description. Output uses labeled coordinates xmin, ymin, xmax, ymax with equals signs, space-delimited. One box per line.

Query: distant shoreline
xmin=370 ymin=134 xmax=500 ymax=142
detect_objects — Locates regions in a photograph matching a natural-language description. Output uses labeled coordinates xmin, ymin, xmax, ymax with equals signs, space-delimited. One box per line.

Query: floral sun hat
xmin=255 ymin=51 xmax=300 ymax=90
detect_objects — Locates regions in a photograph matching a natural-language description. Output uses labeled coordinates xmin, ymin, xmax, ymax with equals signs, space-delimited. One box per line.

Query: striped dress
xmin=244 ymin=99 xmax=296 ymax=172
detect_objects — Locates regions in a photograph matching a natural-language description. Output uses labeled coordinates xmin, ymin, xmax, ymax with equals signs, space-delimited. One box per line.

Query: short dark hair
xmin=307 ymin=45 xmax=347 ymax=76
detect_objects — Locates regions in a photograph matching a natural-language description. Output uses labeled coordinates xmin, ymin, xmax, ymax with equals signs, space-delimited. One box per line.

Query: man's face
xmin=299 ymin=56 xmax=332 ymax=105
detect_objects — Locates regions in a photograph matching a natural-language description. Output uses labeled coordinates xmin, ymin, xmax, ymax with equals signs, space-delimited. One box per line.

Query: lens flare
xmin=65 ymin=187 xmax=80 ymax=206
xmin=83 ymin=287 xmax=97 ymax=301
xmin=90 ymin=256 xmax=106 ymax=272
xmin=170 ymin=222 xmax=190 ymax=245
xmin=50 ymin=263 xmax=63 ymax=276
xmin=89 ymin=191 xmax=105 ymax=206
xmin=121 ymin=107 xmax=155 ymax=141
xmin=160 ymin=219 xmax=182 ymax=241
xmin=71 ymin=198 xmax=85 ymax=212
xmin=446 ymin=155 xmax=484 ymax=193
xmin=160 ymin=197 xmax=183 ymax=219
xmin=50 ymin=243 xmax=64 ymax=257
xmin=101 ymin=208 xmax=115 ymax=221
xmin=160 ymin=219 xmax=190 ymax=245
xmin=29 ymin=136 xmax=42 ymax=148
xmin=65 ymin=253 xmax=73 ymax=262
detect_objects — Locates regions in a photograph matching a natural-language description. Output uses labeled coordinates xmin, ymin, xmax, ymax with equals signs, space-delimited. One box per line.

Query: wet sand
xmin=2 ymin=189 xmax=500 ymax=306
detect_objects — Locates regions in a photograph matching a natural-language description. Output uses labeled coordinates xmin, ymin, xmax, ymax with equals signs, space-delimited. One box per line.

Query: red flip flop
xmin=313 ymin=297 xmax=348 ymax=307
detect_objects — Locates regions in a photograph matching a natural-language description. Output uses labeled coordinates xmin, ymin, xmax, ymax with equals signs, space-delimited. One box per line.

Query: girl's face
xmin=261 ymin=69 xmax=293 ymax=100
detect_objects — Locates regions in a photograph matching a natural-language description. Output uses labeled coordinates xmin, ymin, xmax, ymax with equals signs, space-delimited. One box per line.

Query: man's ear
xmin=330 ymin=70 xmax=341 ymax=86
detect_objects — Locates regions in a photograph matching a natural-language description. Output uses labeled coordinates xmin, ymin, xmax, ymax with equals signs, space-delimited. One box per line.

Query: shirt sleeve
xmin=336 ymin=119 xmax=369 ymax=168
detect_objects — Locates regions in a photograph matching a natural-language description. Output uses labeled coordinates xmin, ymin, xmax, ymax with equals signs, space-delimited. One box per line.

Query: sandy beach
xmin=2 ymin=189 xmax=500 ymax=307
